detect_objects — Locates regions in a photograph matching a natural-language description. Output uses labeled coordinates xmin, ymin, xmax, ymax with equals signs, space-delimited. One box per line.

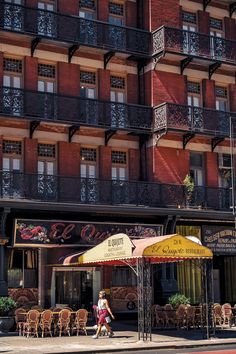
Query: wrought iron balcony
xmin=153 ymin=102 xmax=236 ymax=137
xmin=153 ymin=26 xmax=236 ymax=65
xmin=0 ymin=1 xmax=151 ymax=57
xmin=0 ymin=87 xmax=152 ymax=132
xmin=0 ymin=171 xmax=231 ymax=212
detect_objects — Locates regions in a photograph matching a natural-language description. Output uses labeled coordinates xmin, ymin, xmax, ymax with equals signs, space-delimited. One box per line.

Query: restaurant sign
xmin=202 ymin=226 xmax=236 ymax=254
xmin=13 ymin=219 xmax=162 ymax=247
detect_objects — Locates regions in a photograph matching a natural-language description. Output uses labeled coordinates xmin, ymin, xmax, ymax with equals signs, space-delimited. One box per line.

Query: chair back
xmin=186 ymin=305 xmax=195 ymax=318
xmin=15 ymin=307 xmax=26 ymax=322
xmin=26 ymin=310 xmax=40 ymax=323
xmin=76 ymin=309 xmax=88 ymax=322
xmin=41 ymin=310 xmax=53 ymax=323
xmin=214 ymin=304 xmax=222 ymax=317
xmin=176 ymin=304 xmax=186 ymax=318
xmin=164 ymin=304 xmax=175 ymax=318
xmin=59 ymin=309 xmax=71 ymax=324
xmin=222 ymin=303 xmax=232 ymax=316
xmin=31 ymin=305 xmax=43 ymax=312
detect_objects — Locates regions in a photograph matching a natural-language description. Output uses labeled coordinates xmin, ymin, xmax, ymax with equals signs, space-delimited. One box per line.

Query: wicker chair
xmin=73 ymin=309 xmax=88 ymax=335
xmin=52 ymin=307 xmax=63 ymax=336
xmin=155 ymin=305 xmax=166 ymax=327
xmin=213 ymin=304 xmax=222 ymax=327
xmin=186 ymin=305 xmax=195 ymax=329
xmin=222 ymin=303 xmax=232 ymax=328
xmin=23 ymin=310 xmax=40 ymax=338
xmin=57 ymin=309 xmax=71 ymax=337
xmin=164 ymin=304 xmax=176 ymax=327
xmin=39 ymin=310 xmax=53 ymax=338
xmin=176 ymin=304 xmax=186 ymax=328
xmin=31 ymin=305 xmax=43 ymax=312
xmin=14 ymin=307 xmax=26 ymax=336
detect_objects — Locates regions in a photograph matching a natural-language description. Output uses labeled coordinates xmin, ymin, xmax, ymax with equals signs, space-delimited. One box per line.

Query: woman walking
xmin=92 ymin=290 xmax=115 ymax=339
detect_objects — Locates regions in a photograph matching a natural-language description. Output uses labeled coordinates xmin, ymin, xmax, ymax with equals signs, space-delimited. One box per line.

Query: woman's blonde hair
xmin=99 ymin=290 xmax=106 ymax=298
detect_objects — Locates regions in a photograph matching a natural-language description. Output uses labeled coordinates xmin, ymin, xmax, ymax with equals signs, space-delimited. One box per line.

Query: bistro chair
xmin=52 ymin=307 xmax=63 ymax=336
xmin=221 ymin=303 xmax=232 ymax=328
xmin=155 ymin=305 xmax=166 ymax=327
xmin=164 ymin=304 xmax=176 ymax=327
xmin=23 ymin=310 xmax=40 ymax=338
xmin=31 ymin=305 xmax=43 ymax=312
xmin=39 ymin=310 xmax=53 ymax=338
xmin=57 ymin=309 xmax=71 ymax=337
xmin=176 ymin=304 xmax=186 ymax=329
xmin=213 ymin=304 xmax=222 ymax=327
xmin=186 ymin=305 xmax=195 ymax=329
xmin=14 ymin=307 xmax=26 ymax=336
xmin=73 ymin=309 xmax=88 ymax=336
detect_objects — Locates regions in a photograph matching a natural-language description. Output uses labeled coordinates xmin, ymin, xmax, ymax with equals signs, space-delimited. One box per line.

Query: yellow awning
xmin=78 ymin=233 xmax=213 ymax=265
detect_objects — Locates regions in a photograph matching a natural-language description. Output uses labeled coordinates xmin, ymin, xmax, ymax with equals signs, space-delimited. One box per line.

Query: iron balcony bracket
xmin=211 ymin=136 xmax=224 ymax=152
xmin=203 ymin=0 xmax=211 ymax=11
xmin=105 ymin=129 xmax=117 ymax=146
xmin=104 ymin=51 xmax=115 ymax=69
xmin=209 ymin=62 xmax=221 ymax=80
xmin=153 ymin=130 xmax=167 ymax=146
xmin=230 ymin=2 xmax=236 ymax=17
xmin=153 ymin=51 xmax=165 ymax=70
xmin=30 ymin=121 xmax=40 ymax=139
xmin=31 ymin=37 xmax=41 ymax=57
xmin=180 ymin=56 xmax=193 ymax=75
xmin=183 ymin=132 xmax=195 ymax=149
xmin=68 ymin=125 xmax=80 ymax=143
xmin=68 ymin=45 xmax=80 ymax=63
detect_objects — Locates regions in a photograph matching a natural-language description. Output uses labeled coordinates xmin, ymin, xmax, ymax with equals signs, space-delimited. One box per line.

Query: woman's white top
xmin=98 ymin=299 xmax=107 ymax=310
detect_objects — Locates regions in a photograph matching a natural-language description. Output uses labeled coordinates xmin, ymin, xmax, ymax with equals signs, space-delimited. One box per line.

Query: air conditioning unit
xmin=218 ymin=153 xmax=231 ymax=169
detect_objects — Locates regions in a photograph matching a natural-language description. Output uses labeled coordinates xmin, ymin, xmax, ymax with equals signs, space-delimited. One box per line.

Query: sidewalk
xmin=1 ymin=321 xmax=236 ymax=354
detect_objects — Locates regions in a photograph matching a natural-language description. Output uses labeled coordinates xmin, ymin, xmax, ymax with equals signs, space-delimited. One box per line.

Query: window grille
xmin=110 ymin=76 xmax=125 ymax=89
xmin=38 ymin=64 xmax=56 ymax=78
xmin=215 ymin=86 xmax=227 ymax=98
xmin=112 ymin=151 xmax=126 ymax=164
xmin=109 ymin=2 xmax=124 ymax=16
xmin=79 ymin=0 xmax=95 ymax=9
xmin=3 ymin=140 xmax=22 ymax=155
xmin=187 ymin=81 xmax=200 ymax=94
xmin=81 ymin=147 xmax=97 ymax=161
xmin=182 ymin=11 xmax=196 ymax=24
xmin=210 ymin=18 xmax=223 ymax=30
xmin=80 ymin=71 xmax=96 ymax=85
xmin=38 ymin=143 xmax=56 ymax=157
xmin=3 ymin=58 xmax=22 ymax=73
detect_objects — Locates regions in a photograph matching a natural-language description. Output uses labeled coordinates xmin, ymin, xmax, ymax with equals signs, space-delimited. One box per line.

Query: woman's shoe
xmin=108 ymin=331 xmax=114 ymax=337
xmin=92 ymin=334 xmax=98 ymax=339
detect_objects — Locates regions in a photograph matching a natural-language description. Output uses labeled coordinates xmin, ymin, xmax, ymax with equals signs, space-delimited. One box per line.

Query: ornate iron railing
xmin=153 ymin=26 xmax=236 ymax=64
xmin=0 ymin=171 xmax=231 ymax=211
xmin=0 ymin=1 xmax=151 ymax=56
xmin=153 ymin=102 xmax=236 ymax=136
xmin=0 ymin=87 xmax=152 ymax=131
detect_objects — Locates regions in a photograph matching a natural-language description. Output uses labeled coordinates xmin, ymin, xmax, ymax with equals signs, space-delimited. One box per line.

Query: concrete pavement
xmin=1 ymin=322 xmax=236 ymax=354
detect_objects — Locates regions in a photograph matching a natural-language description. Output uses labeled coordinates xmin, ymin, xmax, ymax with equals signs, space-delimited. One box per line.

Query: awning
xmin=78 ymin=233 xmax=213 ymax=266
xmin=59 ymin=251 xmax=85 ymax=266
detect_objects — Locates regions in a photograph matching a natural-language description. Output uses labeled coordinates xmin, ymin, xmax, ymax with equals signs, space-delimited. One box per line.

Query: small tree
xmin=168 ymin=293 xmax=190 ymax=308
xmin=0 ymin=297 xmax=17 ymax=316
xmin=183 ymin=174 xmax=194 ymax=205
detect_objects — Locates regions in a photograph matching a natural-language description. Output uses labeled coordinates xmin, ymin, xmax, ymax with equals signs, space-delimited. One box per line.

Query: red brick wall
xmin=0 ymin=52 xmax=3 ymax=87
xmin=197 ymin=11 xmax=209 ymax=34
xmin=229 ymin=84 xmax=236 ymax=112
xmin=153 ymin=71 xmax=187 ymax=106
xmin=129 ymin=149 xmax=140 ymax=180
xmin=202 ymin=79 xmax=215 ymax=109
xmin=150 ymin=0 xmax=180 ymax=31
xmin=24 ymin=57 xmax=38 ymax=91
xmin=224 ymin=17 xmax=236 ymax=41
xmin=58 ymin=63 xmax=80 ymax=96
xmin=152 ymin=147 xmax=189 ymax=184
xmin=98 ymin=0 xmax=108 ymax=21
xmin=24 ymin=138 xmax=38 ymax=173
xmin=142 ymin=0 xmax=150 ymax=30
xmin=99 ymin=146 xmax=111 ymax=180
xmin=127 ymin=74 xmax=138 ymax=104
xmin=205 ymin=152 xmax=218 ymax=187
xmin=143 ymin=71 xmax=152 ymax=105
xmin=58 ymin=0 xmax=79 ymax=15
xmin=58 ymin=142 xmax=80 ymax=176
xmin=102 ymin=266 xmax=112 ymax=289
xmin=98 ymin=69 xmax=110 ymax=101
xmin=126 ymin=1 xmax=137 ymax=27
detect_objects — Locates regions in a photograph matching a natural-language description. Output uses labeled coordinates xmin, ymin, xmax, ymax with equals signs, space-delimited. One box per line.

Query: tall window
xmin=182 ymin=11 xmax=198 ymax=55
xmin=187 ymin=81 xmax=202 ymax=130
xmin=80 ymin=71 xmax=97 ymax=125
xmin=110 ymin=75 xmax=126 ymax=128
xmin=108 ymin=2 xmax=125 ymax=50
xmin=210 ymin=17 xmax=224 ymax=59
xmin=215 ymin=86 xmax=228 ymax=111
xmin=79 ymin=0 xmax=97 ymax=45
xmin=37 ymin=143 xmax=56 ymax=199
xmin=38 ymin=0 xmax=56 ymax=37
xmin=38 ymin=63 xmax=56 ymax=119
xmin=111 ymin=150 xmax=127 ymax=180
xmin=109 ymin=1 xmax=124 ymax=25
xmin=3 ymin=58 xmax=23 ymax=116
xmin=218 ymin=153 xmax=231 ymax=188
xmin=190 ymin=152 xmax=204 ymax=187
xmin=80 ymin=147 xmax=97 ymax=202
xmin=3 ymin=0 xmax=23 ymax=31
xmin=79 ymin=0 xmax=96 ymax=19
xmin=2 ymin=140 xmax=22 ymax=197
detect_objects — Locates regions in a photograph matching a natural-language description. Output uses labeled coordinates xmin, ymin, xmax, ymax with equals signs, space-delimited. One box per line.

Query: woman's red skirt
xmin=98 ymin=309 xmax=109 ymax=324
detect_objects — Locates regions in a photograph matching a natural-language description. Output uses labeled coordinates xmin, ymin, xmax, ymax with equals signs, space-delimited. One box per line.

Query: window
xmin=187 ymin=81 xmax=202 ymax=130
xmin=110 ymin=75 xmax=126 ymax=128
xmin=80 ymin=147 xmax=97 ymax=202
xmin=38 ymin=63 xmax=56 ymax=93
xmin=79 ymin=0 xmax=96 ymax=19
xmin=38 ymin=0 xmax=56 ymax=37
xmin=210 ymin=17 xmax=225 ymax=59
xmin=215 ymin=86 xmax=228 ymax=111
xmin=182 ymin=11 xmax=198 ymax=55
xmin=112 ymin=150 xmax=127 ymax=180
xmin=108 ymin=1 xmax=126 ymax=50
xmin=37 ymin=143 xmax=56 ymax=199
xmin=80 ymin=71 xmax=97 ymax=125
xmin=109 ymin=1 xmax=124 ymax=25
xmin=3 ymin=0 xmax=23 ymax=31
xmin=80 ymin=70 xmax=96 ymax=98
xmin=3 ymin=58 xmax=23 ymax=116
xmin=112 ymin=267 xmax=137 ymax=286
xmin=190 ymin=152 xmax=204 ymax=186
xmin=218 ymin=153 xmax=231 ymax=189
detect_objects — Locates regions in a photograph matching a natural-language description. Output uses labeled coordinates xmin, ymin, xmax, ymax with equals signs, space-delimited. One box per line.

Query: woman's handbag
xmin=105 ymin=316 xmax=111 ymax=323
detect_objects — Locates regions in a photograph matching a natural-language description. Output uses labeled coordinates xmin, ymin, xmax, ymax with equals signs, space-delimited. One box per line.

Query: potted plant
xmin=183 ymin=174 xmax=194 ymax=207
xmin=168 ymin=293 xmax=190 ymax=308
xmin=0 ymin=297 xmax=17 ymax=333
